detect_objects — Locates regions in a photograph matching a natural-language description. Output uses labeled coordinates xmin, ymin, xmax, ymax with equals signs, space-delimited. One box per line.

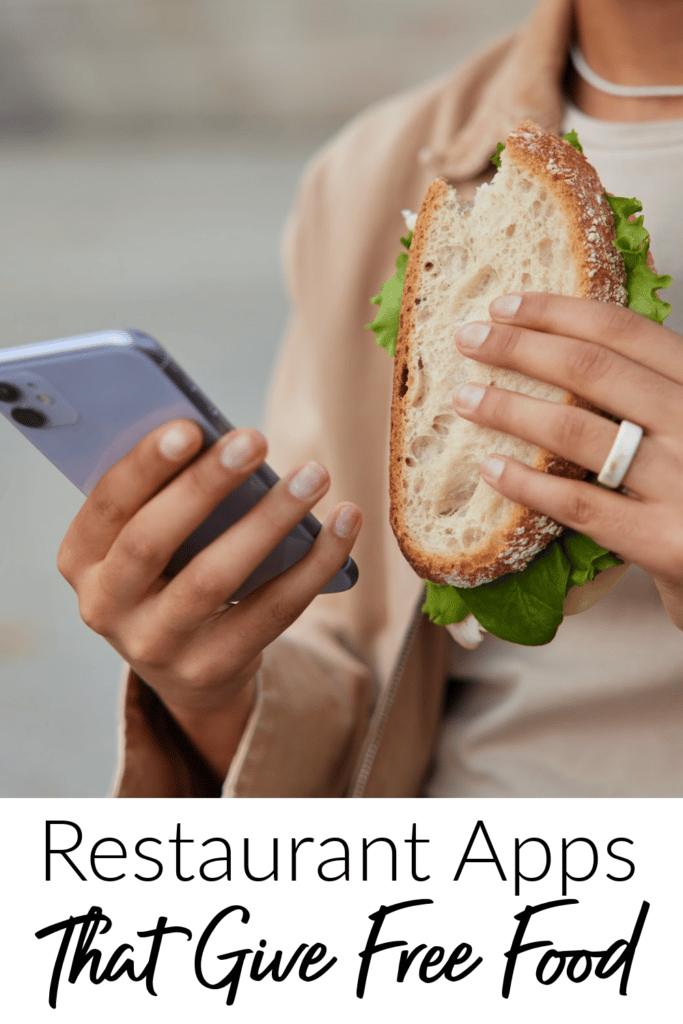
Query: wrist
xmin=164 ymin=673 xmax=258 ymax=784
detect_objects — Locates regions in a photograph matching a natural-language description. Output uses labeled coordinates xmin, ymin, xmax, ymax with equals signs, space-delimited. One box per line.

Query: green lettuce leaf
xmin=366 ymin=232 xmax=412 ymax=356
xmin=605 ymin=195 xmax=672 ymax=324
xmin=561 ymin=531 xmax=622 ymax=589
xmin=489 ymin=142 xmax=506 ymax=168
xmin=451 ymin=541 xmax=571 ymax=645
xmin=422 ymin=581 xmax=470 ymax=626
xmin=371 ymin=130 xmax=672 ymax=644
xmin=423 ymin=530 xmax=621 ymax=645
xmin=561 ymin=128 xmax=584 ymax=154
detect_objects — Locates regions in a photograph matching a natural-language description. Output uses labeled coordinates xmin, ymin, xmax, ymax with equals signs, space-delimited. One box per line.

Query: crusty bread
xmin=390 ymin=120 xmax=628 ymax=588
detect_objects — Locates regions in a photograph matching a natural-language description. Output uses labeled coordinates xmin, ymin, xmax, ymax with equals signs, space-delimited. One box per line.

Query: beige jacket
xmin=113 ymin=0 xmax=576 ymax=798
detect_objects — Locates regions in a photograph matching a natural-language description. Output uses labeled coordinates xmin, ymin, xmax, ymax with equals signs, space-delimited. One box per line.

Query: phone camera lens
xmin=11 ymin=407 xmax=48 ymax=428
xmin=0 ymin=382 xmax=22 ymax=403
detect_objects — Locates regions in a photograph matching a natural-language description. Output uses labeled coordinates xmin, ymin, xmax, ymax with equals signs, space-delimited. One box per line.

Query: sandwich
xmin=368 ymin=121 xmax=672 ymax=645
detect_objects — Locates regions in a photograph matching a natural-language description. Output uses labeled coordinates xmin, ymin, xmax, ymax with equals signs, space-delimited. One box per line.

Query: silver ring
xmin=597 ymin=419 xmax=643 ymax=489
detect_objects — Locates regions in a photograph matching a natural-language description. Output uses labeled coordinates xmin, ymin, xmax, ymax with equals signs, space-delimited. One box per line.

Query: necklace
xmin=570 ymin=45 xmax=683 ymax=98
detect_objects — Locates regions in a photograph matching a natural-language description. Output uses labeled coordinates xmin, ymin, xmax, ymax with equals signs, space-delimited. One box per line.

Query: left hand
xmin=452 ymin=291 xmax=683 ymax=631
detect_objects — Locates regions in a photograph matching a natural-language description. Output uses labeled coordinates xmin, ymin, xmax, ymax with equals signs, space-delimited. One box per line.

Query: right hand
xmin=57 ymin=419 xmax=362 ymax=779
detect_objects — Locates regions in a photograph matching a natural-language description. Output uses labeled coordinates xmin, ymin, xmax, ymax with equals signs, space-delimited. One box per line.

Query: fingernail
xmin=453 ymin=382 xmax=486 ymax=410
xmin=220 ymin=431 xmax=255 ymax=469
xmin=481 ymin=455 xmax=505 ymax=480
xmin=458 ymin=322 xmax=490 ymax=347
xmin=159 ymin=425 xmax=193 ymax=460
xmin=288 ymin=461 xmax=327 ymax=499
xmin=490 ymin=293 xmax=522 ymax=318
xmin=332 ymin=504 xmax=360 ymax=538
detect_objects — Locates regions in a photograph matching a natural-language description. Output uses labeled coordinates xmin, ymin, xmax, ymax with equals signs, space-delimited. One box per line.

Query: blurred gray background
xmin=0 ymin=0 xmax=536 ymax=796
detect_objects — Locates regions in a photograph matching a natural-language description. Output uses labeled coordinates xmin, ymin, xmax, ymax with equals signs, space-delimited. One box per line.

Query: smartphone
xmin=0 ymin=329 xmax=358 ymax=601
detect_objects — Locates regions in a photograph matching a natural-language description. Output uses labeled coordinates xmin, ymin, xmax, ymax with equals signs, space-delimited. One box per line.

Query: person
xmin=56 ymin=0 xmax=683 ymax=797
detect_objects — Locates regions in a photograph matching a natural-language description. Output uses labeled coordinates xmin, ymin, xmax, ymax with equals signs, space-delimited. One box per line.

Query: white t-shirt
xmin=427 ymin=103 xmax=683 ymax=797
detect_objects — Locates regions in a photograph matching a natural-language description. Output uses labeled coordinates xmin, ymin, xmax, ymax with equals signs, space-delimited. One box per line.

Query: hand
xmin=57 ymin=420 xmax=362 ymax=779
xmin=452 ymin=291 xmax=683 ymax=631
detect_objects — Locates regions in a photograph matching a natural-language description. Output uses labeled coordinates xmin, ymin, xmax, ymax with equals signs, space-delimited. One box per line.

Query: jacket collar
xmin=426 ymin=0 xmax=574 ymax=181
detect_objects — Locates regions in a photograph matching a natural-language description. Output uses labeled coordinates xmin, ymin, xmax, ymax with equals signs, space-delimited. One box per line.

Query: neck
xmin=567 ymin=0 xmax=683 ymax=121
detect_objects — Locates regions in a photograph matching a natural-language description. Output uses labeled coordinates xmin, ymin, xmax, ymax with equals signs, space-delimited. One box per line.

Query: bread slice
xmin=390 ymin=120 xmax=627 ymax=588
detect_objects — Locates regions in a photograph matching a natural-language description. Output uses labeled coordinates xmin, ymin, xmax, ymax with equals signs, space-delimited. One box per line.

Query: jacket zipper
xmin=349 ymin=590 xmax=424 ymax=798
